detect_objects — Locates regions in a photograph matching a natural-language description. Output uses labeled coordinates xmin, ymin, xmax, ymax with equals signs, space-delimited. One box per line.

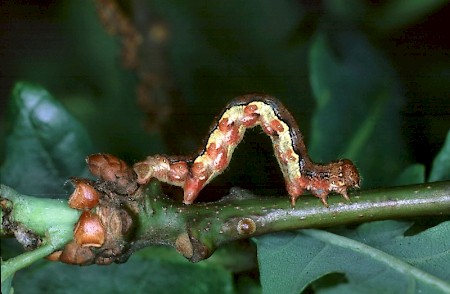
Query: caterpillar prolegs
xmin=133 ymin=94 xmax=360 ymax=206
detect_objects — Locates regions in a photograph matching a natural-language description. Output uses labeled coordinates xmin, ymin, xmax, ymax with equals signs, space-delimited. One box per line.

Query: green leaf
xmin=0 ymin=82 xmax=94 ymax=197
xmin=255 ymin=221 xmax=450 ymax=294
xmin=13 ymin=255 xmax=234 ymax=294
xmin=429 ymin=129 xmax=450 ymax=182
xmin=308 ymin=31 xmax=408 ymax=187
xmin=394 ymin=164 xmax=425 ymax=186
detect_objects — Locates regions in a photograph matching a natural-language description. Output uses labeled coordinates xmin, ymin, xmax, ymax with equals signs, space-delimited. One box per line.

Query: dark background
xmin=1 ymin=0 xmax=449 ymax=181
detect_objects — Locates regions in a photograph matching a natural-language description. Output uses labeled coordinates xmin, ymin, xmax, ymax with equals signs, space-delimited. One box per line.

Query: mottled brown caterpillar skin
xmin=133 ymin=94 xmax=360 ymax=206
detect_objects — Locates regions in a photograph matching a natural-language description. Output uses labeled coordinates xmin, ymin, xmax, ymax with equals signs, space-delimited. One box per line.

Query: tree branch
xmin=2 ymin=180 xmax=449 ymax=269
xmin=129 ymin=180 xmax=450 ymax=262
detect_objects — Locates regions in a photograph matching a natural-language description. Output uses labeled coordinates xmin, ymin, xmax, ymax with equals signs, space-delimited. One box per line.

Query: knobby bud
xmin=73 ymin=211 xmax=106 ymax=247
xmin=86 ymin=153 xmax=138 ymax=195
xmin=68 ymin=178 xmax=100 ymax=210
xmin=59 ymin=241 xmax=96 ymax=265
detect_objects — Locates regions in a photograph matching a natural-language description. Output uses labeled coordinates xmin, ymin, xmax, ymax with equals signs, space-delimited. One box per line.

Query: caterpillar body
xmin=133 ymin=94 xmax=360 ymax=206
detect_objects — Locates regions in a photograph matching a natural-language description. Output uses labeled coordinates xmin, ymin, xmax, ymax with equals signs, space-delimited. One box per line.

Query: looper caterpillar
xmin=133 ymin=94 xmax=360 ymax=206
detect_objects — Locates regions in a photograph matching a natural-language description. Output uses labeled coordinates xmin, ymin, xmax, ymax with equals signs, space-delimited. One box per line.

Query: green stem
xmin=1 ymin=184 xmax=80 ymax=283
xmin=1 ymin=184 xmax=81 ymax=237
xmin=134 ymin=181 xmax=450 ymax=262
xmin=1 ymin=225 xmax=75 ymax=283
xmin=2 ymin=242 xmax=57 ymax=283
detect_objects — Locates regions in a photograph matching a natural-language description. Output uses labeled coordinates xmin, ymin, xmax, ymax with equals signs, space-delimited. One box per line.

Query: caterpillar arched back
xmin=133 ymin=94 xmax=360 ymax=206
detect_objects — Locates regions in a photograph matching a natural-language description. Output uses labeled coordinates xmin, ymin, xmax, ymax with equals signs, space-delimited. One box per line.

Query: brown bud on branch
xmin=73 ymin=211 xmax=106 ymax=248
xmin=86 ymin=153 xmax=138 ymax=195
xmin=68 ymin=178 xmax=100 ymax=210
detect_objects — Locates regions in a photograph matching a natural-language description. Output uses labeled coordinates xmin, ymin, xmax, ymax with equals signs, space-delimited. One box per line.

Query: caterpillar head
xmin=334 ymin=159 xmax=361 ymax=190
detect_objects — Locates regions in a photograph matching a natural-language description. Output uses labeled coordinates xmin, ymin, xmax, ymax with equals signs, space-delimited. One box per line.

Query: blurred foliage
xmin=0 ymin=82 xmax=93 ymax=197
xmin=1 ymin=0 xmax=449 ymax=293
xmin=308 ymin=30 xmax=406 ymax=187
xmin=429 ymin=130 xmax=450 ymax=181
xmin=13 ymin=254 xmax=235 ymax=294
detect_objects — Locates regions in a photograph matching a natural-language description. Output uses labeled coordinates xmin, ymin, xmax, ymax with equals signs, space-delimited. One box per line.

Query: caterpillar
xmin=133 ymin=94 xmax=360 ymax=206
